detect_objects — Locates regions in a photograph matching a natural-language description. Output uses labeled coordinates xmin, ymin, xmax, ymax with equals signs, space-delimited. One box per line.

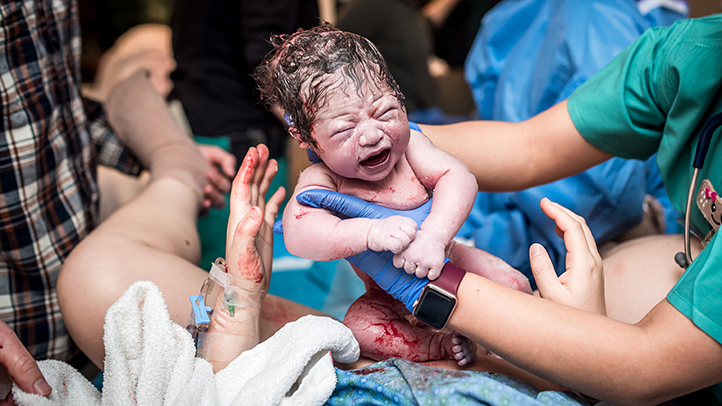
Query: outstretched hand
xmin=529 ymin=198 xmax=606 ymax=315
xmin=0 ymin=320 xmax=52 ymax=403
xmin=226 ymin=145 xmax=285 ymax=303
xmin=203 ymin=145 xmax=285 ymax=372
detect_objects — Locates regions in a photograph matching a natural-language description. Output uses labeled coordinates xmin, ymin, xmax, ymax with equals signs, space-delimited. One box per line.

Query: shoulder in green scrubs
xmin=567 ymin=14 xmax=722 ymax=344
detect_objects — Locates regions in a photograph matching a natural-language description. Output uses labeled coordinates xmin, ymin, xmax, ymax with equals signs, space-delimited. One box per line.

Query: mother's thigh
xmin=602 ymin=234 xmax=701 ymax=324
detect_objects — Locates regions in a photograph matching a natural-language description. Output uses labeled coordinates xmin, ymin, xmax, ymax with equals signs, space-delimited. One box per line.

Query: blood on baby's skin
xmin=293 ymin=206 xmax=313 ymax=220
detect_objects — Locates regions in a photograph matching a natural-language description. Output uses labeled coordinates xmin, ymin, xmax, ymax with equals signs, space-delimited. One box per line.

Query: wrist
xmin=416 ymin=227 xmax=451 ymax=252
xmin=412 ymin=261 xmax=466 ymax=329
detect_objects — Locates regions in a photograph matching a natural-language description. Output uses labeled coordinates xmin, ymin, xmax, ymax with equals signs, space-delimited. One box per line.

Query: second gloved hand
xmin=295 ymin=189 xmax=432 ymax=311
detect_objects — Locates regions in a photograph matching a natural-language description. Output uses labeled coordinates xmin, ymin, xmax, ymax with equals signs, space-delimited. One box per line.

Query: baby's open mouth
xmin=360 ymin=149 xmax=390 ymax=168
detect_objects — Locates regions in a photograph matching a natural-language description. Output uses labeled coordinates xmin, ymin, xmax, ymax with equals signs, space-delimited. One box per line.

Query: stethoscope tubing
xmin=678 ymin=112 xmax=722 ymax=268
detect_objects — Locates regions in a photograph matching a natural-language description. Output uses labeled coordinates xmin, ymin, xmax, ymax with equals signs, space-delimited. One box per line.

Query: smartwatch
xmin=412 ymin=262 xmax=466 ymax=330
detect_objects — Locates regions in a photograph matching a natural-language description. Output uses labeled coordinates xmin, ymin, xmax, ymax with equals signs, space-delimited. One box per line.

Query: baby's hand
xmin=393 ymin=230 xmax=446 ymax=279
xmin=367 ymin=216 xmax=417 ymax=254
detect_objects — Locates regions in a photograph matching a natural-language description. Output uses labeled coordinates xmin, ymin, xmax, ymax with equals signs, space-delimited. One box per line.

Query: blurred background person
xmin=168 ymin=0 xmax=319 ymax=266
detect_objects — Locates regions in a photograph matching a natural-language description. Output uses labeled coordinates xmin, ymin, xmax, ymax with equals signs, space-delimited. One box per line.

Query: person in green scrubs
xmin=297 ymin=13 xmax=722 ymax=405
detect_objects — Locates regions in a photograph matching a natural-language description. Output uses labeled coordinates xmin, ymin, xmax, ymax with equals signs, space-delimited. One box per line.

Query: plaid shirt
xmin=0 ymin=0 xmax=141 ymax=361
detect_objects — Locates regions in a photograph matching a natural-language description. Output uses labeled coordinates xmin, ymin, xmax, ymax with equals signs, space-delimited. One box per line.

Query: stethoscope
xmin=674 ymin=112 xmax=722 ymax=269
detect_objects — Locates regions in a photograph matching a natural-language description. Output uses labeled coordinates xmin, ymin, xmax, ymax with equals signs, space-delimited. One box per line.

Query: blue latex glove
xmin=285 ymin=189 xmax=432 ymax=311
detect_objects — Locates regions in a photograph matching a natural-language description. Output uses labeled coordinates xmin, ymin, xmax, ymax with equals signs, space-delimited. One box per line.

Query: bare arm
xmin=397 ymin=130 xmax=478 ymax=278
xmin=420 ymin=101 xmax=613 ymax=191
xmin=407 ymin=130 xmax=477 ymax=244
xmin=282 ymin=165 xmax=416 ymax=261
xmin=450 ymin=276 xmax=722 ymax=405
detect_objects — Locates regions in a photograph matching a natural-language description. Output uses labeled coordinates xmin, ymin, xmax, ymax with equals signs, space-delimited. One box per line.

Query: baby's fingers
xmin=368 ymin=216 xmax=416 ymax=252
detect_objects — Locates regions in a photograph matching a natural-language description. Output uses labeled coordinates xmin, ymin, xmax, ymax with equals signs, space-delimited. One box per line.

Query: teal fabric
xmin=567 ymin=14 xmax=722 ymax=345
xmin=327 ymin=358 xmax=590 ymax=406
xmin=668 ymin=230 xmax=722 ymax=344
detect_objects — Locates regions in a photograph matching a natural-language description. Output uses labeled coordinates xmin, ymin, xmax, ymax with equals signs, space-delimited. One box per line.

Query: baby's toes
xmin=449 ymin=334 xmax=477 ymax=366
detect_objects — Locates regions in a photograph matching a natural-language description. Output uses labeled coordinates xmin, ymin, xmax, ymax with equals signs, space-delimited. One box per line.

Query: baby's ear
xmin=288 ymin=126 xmax=312 ymax=150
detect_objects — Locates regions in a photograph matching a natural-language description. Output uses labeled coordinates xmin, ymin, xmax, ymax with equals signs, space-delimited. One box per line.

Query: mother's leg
xmin=58 ymin=177 xmax=205 ymax=367
xmin=602 ymin=234 xmax=701 ymax=324
xmin=58 ymin=149 xmax=324 ymax=369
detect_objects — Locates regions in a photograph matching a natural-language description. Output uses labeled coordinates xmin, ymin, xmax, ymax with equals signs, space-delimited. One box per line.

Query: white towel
xmin=8 ymin=281 xmax=359 ymax=406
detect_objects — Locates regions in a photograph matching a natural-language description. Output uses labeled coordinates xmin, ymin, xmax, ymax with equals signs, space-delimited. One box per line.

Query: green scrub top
xmin=567 ymin=14 xmax=722 ymax=344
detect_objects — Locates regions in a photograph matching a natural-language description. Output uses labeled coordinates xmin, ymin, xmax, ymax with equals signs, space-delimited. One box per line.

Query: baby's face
xmin=308 ymin=73 xmax=410 ymax=182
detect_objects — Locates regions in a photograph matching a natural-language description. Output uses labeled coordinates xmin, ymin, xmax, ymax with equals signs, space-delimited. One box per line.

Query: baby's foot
xmin=447 ymin=333 xmax=476 ymax=366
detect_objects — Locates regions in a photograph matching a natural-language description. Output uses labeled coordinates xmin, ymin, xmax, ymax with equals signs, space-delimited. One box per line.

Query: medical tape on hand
xmin=208 ymin=259 xmax=263 ymax=319
xmin=208 ymin=259 xmax=244 ymax=315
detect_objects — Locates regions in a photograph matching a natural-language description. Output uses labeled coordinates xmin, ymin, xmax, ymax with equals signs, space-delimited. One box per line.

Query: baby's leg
xmin=448 ymin=242 xmax=533 ymax=294
xmin=343 ymin=285 xmax=476 ymax=366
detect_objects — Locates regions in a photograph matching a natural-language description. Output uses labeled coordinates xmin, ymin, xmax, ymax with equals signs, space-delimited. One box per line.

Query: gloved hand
xmin=272 ymin=190 xmax=433 ymax=233
xmin=291 ymin=189 xmax=433 ymax=311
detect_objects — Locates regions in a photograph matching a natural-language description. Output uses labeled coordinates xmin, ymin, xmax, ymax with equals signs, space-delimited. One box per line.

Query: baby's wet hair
xmin=254 ymin=23 xmax=404 ymax=150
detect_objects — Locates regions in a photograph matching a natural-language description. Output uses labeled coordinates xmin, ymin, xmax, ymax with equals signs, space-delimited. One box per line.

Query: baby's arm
xmin=283 ymin=164 xmax=417 ymax=261
xmin=398 ymin=130 xmax=478 ymax=279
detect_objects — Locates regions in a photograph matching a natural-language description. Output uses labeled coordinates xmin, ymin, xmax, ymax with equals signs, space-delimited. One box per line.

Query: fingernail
xmin=530 ymin=243 xmax=544 ymax=257
xmin=34 ymin=379 xmax=51 ymax=396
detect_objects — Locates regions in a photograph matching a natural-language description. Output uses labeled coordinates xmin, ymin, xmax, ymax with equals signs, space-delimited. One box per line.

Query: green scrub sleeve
xmin=668 ymin=231 xmax=722 ymax=345
xmin=567 ymin=27 xmax=668 ymax=161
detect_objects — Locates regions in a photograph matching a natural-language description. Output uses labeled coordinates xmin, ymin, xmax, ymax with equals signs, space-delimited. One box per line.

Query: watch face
xmin=414 ymin=287 xmax=457 ymax=330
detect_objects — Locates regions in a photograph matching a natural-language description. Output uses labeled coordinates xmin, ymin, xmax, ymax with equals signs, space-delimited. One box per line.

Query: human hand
xmin=367 ymin=216 xmax=417 ymax=253
xmin=226 ymin=145 xmax=285 ymax=301
xmin=393 ymin=230 xmax=446 ymax=279
xmin=202 ymin=145 xmax=284 ymax=371
xmin=529 ymin=198 xmax=605 ymax=315
xmin=0 ymin=321 xmax=52 ymax=404
xmin=296 ymin=189 xmax=432 ymax=223
xmin=293 ymin=189 xmax=432 ymax=311
xmin=198 ymin=145 xmax=237 ymax=213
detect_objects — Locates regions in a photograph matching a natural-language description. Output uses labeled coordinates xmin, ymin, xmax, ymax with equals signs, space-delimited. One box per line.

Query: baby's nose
xmin=358 ymin=126 xmax=383 ymax=146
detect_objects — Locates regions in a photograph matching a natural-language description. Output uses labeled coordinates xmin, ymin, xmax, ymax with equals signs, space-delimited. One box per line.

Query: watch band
xmin=429 ymin=262 xmax=466 ymax=295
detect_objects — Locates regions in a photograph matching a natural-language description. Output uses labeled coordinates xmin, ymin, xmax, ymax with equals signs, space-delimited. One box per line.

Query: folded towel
xmin=8 ymin=281 xmax=359 ymax=406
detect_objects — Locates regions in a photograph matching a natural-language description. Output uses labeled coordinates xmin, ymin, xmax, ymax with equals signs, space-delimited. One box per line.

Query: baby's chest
xmin=338 ymin=175 xmax=430 ymax=211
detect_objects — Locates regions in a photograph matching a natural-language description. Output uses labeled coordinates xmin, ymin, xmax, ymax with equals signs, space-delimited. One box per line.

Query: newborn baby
xmin=255 ymin=25 xmax=529 ymax=366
